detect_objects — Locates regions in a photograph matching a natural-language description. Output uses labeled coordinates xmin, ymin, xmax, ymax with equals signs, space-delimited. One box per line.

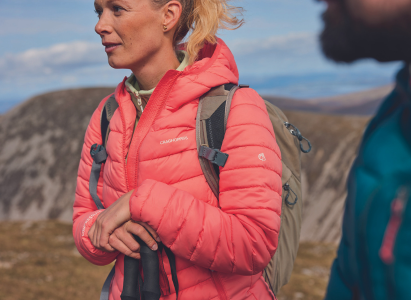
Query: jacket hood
xmin=114 ymin=38 xmax=239 ymax=111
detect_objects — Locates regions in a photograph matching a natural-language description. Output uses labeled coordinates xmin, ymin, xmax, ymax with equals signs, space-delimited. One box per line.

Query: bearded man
xmin=320 ymin=0 xmax=411 ymax=300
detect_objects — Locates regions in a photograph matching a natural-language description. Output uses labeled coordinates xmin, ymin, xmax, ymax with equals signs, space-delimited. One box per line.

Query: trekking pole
xmin=120 ymin=235 xmax=161 ymax=300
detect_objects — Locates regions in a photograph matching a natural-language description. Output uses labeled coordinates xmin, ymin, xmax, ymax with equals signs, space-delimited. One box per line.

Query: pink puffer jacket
xmin=73 ymin=39 xmax=282 ymax=300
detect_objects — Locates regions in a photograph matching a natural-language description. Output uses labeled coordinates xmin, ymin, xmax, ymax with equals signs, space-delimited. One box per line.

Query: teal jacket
xmin=325 ymin=65 xmax=411 ymax=300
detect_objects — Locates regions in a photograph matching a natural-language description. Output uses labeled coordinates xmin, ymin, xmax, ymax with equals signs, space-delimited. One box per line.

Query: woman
xmin=73 ymin=0 xmax=282 ymax=299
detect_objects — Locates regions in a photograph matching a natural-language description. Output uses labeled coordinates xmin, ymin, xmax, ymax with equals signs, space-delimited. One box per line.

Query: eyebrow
xmin=106 ymin=0 xmax=130 ymax=4
xmin=95 ymin=0 xmax=131 ymax=7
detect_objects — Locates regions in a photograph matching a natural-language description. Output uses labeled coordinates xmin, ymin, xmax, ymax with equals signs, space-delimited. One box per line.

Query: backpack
xmin=196 ymin=84 xmax=311 ymax=295
xmin=89 ymin=84 xmax=311 ymax=298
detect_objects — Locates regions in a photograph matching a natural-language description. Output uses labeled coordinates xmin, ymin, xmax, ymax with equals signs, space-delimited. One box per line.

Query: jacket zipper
xmin=125 ymin=91 xmax=144 ymax=163
xmin=211 ymin=271 xmax=227 ymax=300
xmin=126 ymin=71 xmax=181 ymax=189
xmin=379 ymin=187 xmax=409 ymax=264
xmin=380 ymin=187 xmax=409 ymax=299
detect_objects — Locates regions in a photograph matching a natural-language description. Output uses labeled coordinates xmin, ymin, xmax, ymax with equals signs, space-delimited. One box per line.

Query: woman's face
xmin=94 ymin=0 xmax=165 ymax=70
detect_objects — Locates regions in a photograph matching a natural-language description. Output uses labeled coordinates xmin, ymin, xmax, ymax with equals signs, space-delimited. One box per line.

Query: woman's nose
xmin=95 ymin=12 xmax=112 ymax=37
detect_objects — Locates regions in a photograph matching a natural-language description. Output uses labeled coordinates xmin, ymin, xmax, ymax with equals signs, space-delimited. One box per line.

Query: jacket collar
xmin=114 ymin=38 xmax=239 ymax=113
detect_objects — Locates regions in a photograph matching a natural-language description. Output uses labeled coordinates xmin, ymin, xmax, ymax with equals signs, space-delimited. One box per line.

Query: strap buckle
xmin=199 ymin=145 xmax=229 ymax=167
xmin=90 ymin=144 xmax=108 ymax=164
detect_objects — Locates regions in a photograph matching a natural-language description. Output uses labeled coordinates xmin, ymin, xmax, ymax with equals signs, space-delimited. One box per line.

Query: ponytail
xmin=152 ymin=0 xmax=243 ymax=64
xmin=186 ymin=0 xmax=243 ymax=63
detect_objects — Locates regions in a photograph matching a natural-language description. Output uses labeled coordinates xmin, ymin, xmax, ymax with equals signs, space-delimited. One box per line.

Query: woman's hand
xmin=108 ymin=221 xmax=160 ymax=259
xmin=88 ymin=190 xmax=160 ymax=256
xmin=89 ymin=190 xmax=133 ymax=252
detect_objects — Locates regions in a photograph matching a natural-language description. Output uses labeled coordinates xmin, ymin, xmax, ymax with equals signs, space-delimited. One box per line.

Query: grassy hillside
xmin=0 ymin=221 xmax=112 ymax=300
xmin=0 ymin=221 xmax=336 ymax=300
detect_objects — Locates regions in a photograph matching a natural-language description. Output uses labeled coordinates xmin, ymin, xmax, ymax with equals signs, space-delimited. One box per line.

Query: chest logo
xmin=258 ymin=153 xmax=266 ymax=161
xmin=160 ymin=136 xmax=189 ymax=145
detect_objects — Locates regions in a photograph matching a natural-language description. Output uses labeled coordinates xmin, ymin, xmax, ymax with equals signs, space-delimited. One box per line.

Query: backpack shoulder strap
xmin=196 ymin=84 xmax=245 ymax=199
xmin=101 ymin=94 xmax=119 ymax=148
xmin=89 ymin=94 xmax=119 ymax=210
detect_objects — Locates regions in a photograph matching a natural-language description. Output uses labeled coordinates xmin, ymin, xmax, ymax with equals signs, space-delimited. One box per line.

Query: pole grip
xmin=136 ymin=236 xmax=161 ymax=300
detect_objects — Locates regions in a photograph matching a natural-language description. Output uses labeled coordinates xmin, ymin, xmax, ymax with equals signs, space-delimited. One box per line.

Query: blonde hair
xmin=152 ymin=0 xmax=243 ymax=63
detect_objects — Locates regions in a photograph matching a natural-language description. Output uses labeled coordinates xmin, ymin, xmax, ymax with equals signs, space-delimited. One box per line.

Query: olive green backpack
xmin=196 ymin=84 xmax=311 ymax=295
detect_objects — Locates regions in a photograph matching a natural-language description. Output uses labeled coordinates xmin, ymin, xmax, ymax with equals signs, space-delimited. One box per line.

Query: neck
xmin=131 ymin=43 xmax=180 ymax=91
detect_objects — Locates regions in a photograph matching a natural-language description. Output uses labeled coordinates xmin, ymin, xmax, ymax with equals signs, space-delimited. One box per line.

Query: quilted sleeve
xmin=130 ymin=88 xmax=282 ymax=275
xmin=72 ymin=95 xmax=119 ymax=266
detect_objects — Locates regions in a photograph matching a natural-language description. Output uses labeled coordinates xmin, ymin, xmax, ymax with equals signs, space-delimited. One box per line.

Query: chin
xmin=107 ymin=57 xmax=129 ymax=70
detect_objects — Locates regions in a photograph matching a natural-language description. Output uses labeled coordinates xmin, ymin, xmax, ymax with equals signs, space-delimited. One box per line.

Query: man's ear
xmin=162 ymin=1 xmax=182 ymax=32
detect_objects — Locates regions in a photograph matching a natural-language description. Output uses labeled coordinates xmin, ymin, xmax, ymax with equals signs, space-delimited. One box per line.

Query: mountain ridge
xmin=263 ymin=84 xmax=392 ymax=116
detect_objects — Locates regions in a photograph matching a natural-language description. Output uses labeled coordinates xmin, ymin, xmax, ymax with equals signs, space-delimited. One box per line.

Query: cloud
xmin=0 ymin=18 xmax=89 ymax=36
xmin=0 ymin=40 xmax=129 ymax=105
xmin=226 ymin=32 xmax=329 ymax=76
xmin=229 ymin=32 xmax=317 ymax=57
xmin=0 ymin=41 xmax=107 ymax=80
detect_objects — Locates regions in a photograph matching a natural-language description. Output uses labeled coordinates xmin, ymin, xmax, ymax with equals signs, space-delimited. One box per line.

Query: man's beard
xmin=320 ymin=5 xmax=411 ymax=63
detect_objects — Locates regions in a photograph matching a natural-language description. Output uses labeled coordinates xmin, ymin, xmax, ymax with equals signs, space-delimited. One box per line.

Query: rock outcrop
xmin=0 ymin=87 xmax=375 ymax=243
xmin=0 ymin=88 xmax=114 ymax=221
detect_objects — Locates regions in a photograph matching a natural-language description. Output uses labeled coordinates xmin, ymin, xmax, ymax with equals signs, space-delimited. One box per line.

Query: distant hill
xmin=0 ymin=86 xmax=379 ymax=243
xmin=264 ymin=85 xmax=393 ymax=116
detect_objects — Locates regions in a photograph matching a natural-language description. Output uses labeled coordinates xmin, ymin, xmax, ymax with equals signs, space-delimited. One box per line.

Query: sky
xmin=0 ymin=0 xmax=401 ymax=113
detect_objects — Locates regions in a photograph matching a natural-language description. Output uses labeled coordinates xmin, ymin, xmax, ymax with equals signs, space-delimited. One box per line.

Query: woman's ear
xmin=162 ymin=1 xmax=182 ymax=32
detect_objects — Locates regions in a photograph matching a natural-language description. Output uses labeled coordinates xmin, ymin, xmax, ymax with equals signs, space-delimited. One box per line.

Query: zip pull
xmin=379 ymin=187 xmax=409 ymax=264
xmin=283 ymin=183 xmax=298 ymax=206
xmin=134 ymin=91 xmax=144 ymax=113
xmin=284 ymin=122 xmax=312 ymax=153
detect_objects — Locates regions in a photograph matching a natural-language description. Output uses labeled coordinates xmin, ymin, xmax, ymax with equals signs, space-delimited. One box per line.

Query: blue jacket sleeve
xmin=325 ymin=254 xmax=354 ymax=300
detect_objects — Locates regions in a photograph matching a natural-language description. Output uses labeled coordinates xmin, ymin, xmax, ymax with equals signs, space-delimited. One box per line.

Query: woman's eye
xmin=113 ymin=6 xmax=125 ymax=13
xmin=94 ymin=9 xmax=102 ymax=18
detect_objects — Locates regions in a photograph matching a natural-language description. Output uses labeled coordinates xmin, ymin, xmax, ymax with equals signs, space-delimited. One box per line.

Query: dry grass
xmin=0 ymin=221 xmax=112 ymax=300
xmin=0 ymin=221 xmax=336 ymax=300
xmin=277 ymin=243 xmax=337 ymax=300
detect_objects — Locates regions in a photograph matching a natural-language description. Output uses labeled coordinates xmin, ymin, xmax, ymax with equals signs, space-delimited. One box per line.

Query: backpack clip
xmin=283 ymin=183 xmax=298 ymax=206
xmin=90 ymin=144 xmax=108 ymax=164
xmin=284 ymin=122 xmax=312 ymax=153
xmin=199 ymin=145 xmax=229 ymax=167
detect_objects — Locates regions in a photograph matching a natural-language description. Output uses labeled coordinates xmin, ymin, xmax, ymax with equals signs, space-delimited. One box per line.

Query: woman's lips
xmin=104 ymin=44 xmax=121 ymax=53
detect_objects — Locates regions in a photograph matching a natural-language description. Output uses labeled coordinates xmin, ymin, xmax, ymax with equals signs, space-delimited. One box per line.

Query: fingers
xmin=89 ymin=218 xmax=116 ymax=252
xmin=109 ymin=234 xmax=141 ymax=259
xmin=127 ymin=222 xmax=158 ymax=251
xmin=137 ymin=222 xmax=161 ymax=242
xmin=112 ymin=225 xmax=141 ymax=253
xmin=88 ymin=190 xmax=134 ymax=250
